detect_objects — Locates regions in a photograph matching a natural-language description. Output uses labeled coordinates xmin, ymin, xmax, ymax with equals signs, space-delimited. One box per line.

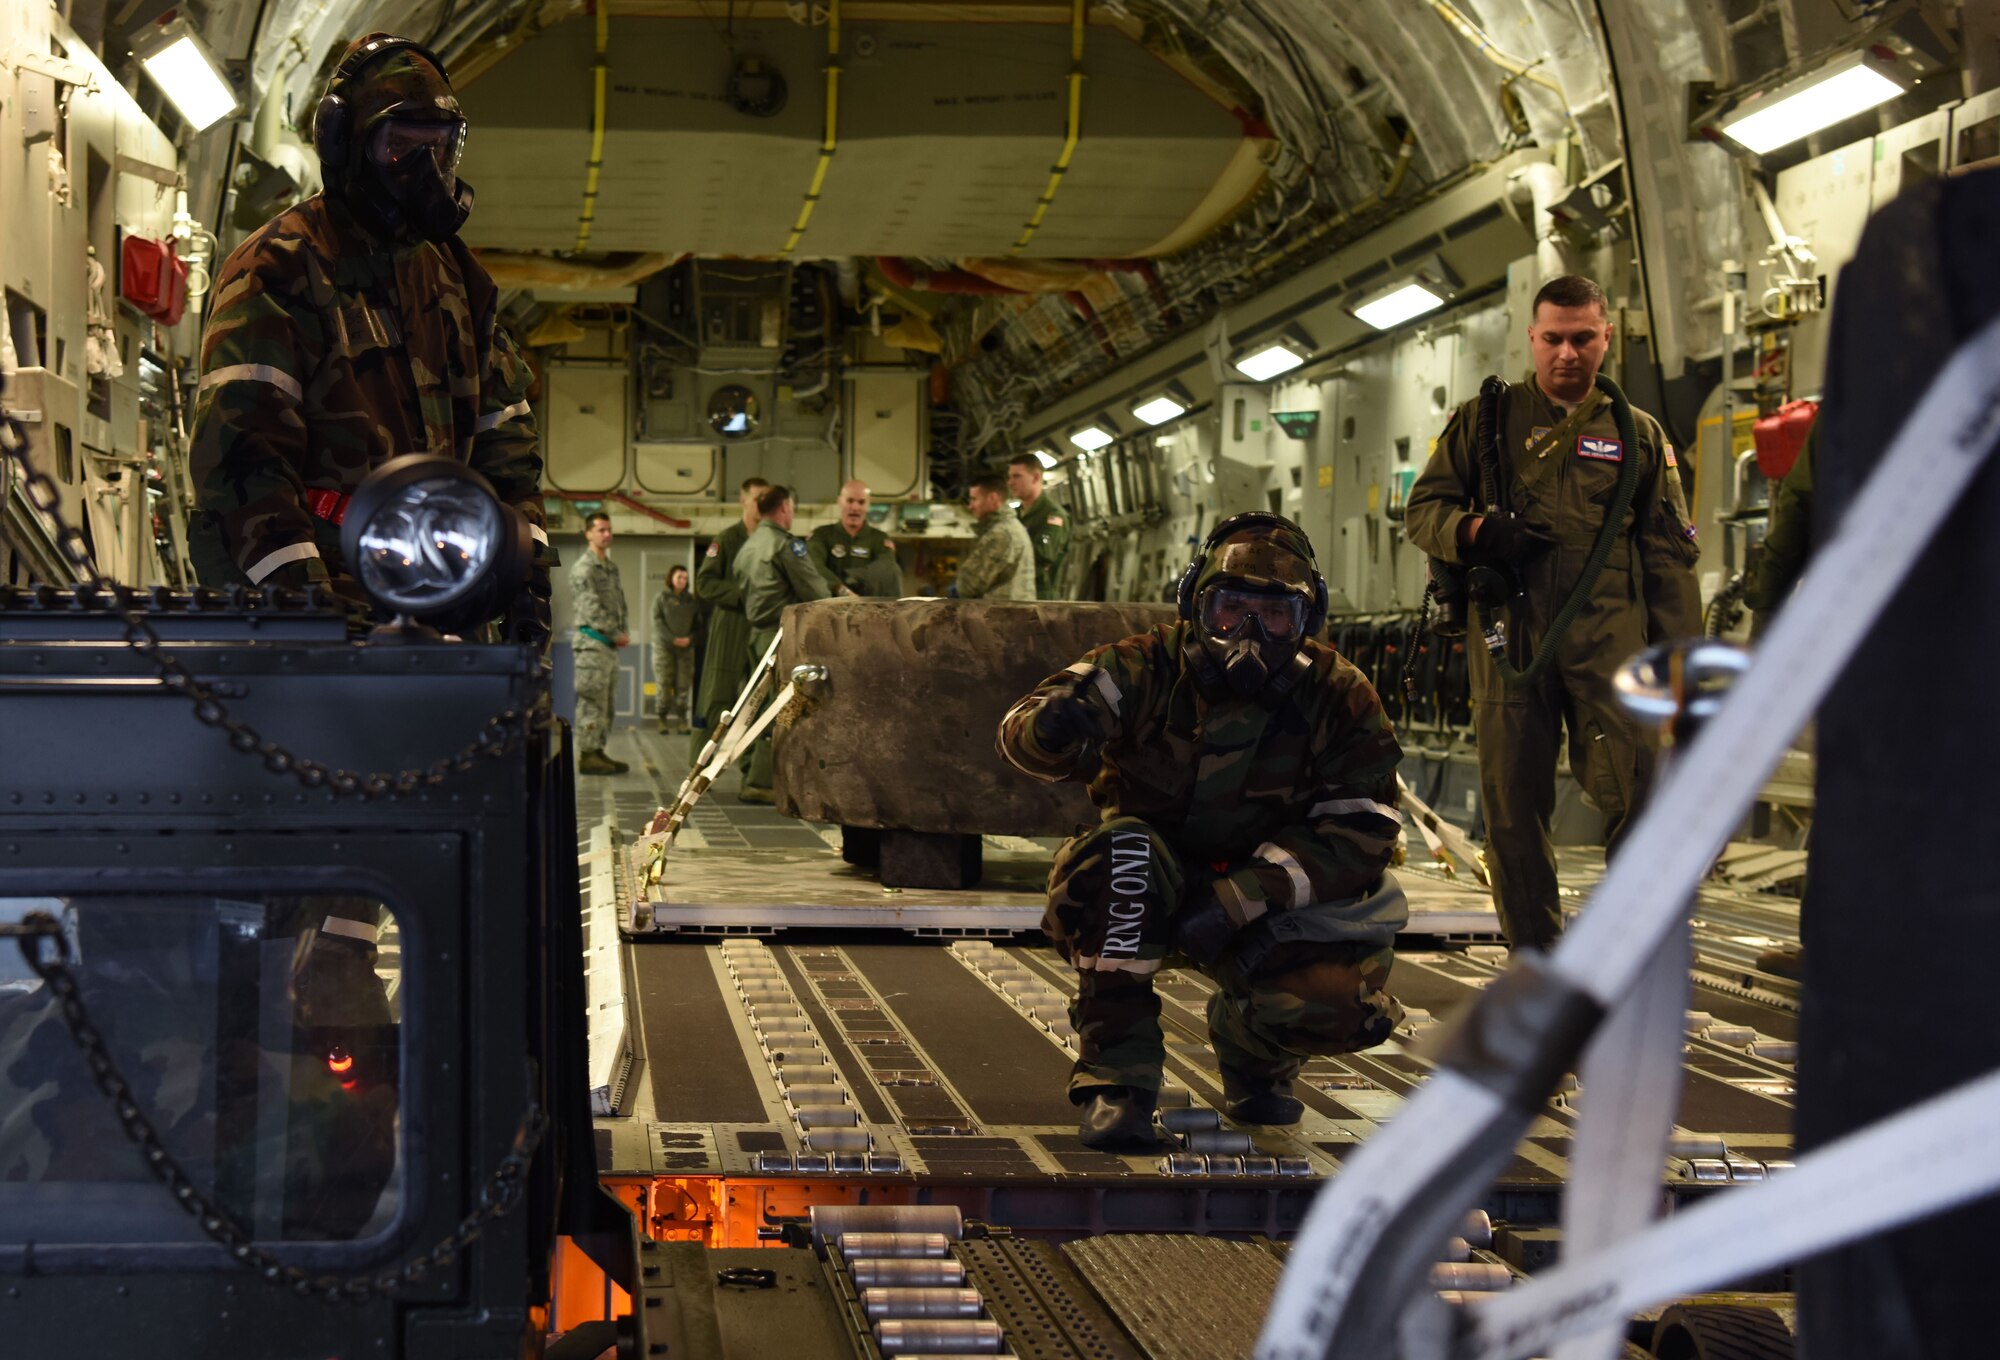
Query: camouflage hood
xmin=1191 ymin=521 xmax=1319 ymax=602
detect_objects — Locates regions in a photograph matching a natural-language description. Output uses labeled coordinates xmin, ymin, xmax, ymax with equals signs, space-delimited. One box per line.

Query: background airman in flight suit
xmin=1405 ymin=275 xmax=1700 ymax=951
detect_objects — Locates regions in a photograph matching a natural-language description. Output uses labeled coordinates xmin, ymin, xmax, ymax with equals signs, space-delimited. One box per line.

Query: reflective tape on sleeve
xmin=200 ymin=363 xmax=303 ymax=402
xmin=1254 ymin=841 xmax=1312 ymax=909
xmin=476 ymin=399 xmax=532 ymax=433
xmin=1310 ymin=796 xmax=1404 ymax=824
xmin=246 ymin=540 xmax=321 ymax=583
xmin=1063 ymin=661 xmax=1121 ymax=711
xmin=320 ymin=916 xmax=379 ymax=944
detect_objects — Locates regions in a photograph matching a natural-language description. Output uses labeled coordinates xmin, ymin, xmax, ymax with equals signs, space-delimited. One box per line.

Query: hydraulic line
xmin=1482 ymin=373 xmax=1645 ymax=689
xmin=782 ymin=0 xmax=841 ymax=255
xmin=1010 ymin=0 xmax=1087 ymax=254
xmin=571 ymin=0 xmax=609 ymax=252
xmin=1429 ymin=0 xmax=1568 ymax=100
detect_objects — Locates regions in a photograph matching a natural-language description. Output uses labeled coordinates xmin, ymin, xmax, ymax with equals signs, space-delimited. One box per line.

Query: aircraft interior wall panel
xmin=1774 ymin=134 xmax=1879 ymax=401
xmin=723 ymin=445 xmax=840 ymax=506
xmin=847 ymin=374 xmax=925 ymax=501
xmin=544 ymin=365 xmax=632 ymax=493
xmin=634 ymin=444 xmax=723 ymax=499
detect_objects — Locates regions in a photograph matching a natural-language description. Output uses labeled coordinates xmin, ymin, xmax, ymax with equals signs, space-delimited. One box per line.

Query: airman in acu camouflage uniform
xmin=999 ymin=513 xmax=1407 ymax=1148
xmin=956 ymin=475 xmax=1035 ymax=600
xmin=189 ymin=36 xmax=551 ymax=646
xmin=570 ymin=512 xmax=629 ymax=775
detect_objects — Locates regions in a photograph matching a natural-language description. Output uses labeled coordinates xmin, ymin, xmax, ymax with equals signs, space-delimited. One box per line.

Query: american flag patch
xmin=1577 ymin=436 xmax=1623 ymax=462
xmin=1664 ymin=443 xmax=1678 ymax=468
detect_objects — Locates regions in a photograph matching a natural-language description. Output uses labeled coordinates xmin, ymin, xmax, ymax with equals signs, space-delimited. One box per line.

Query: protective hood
xmin=327 ymin=44 xmax=474 ymax=244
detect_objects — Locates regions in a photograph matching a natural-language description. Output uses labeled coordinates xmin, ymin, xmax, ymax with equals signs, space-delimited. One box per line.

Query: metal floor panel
xmin=954 ymin=1238 xmax=1145 ymax=1360
xmin=610 ymin=937 xmax=1798 ymax=1192
xmin=594 ymin=725 xmax=1803 ymax=1206
xmin=1062 ymin=1235 xmax=1285 ymax=1360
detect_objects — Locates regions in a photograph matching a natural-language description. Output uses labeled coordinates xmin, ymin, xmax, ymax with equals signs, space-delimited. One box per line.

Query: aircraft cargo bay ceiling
xmin=95 ymin=0 xmax=1993 ymax=483
xmin=454 ymin=16 xmax=1271 ymax=259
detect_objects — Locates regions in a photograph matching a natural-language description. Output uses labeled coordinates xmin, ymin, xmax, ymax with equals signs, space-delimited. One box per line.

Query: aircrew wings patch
xmin=1577 ymin=436 xmax=1623 ymax=462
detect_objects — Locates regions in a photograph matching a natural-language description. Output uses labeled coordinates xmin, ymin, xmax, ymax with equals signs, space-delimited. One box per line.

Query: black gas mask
xmin=356 ymin=109 xmax=472 ymax=243
xmin=1200 ymin=583 xmax=1309 ymax=696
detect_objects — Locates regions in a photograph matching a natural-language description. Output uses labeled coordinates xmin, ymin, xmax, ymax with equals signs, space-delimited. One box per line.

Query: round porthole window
xmin=708 ymin=386 xmax=760 ymax=439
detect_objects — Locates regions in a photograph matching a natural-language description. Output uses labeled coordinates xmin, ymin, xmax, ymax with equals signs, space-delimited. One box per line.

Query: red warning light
xmin=326 ymin=1047 xmax=355 ymax=1075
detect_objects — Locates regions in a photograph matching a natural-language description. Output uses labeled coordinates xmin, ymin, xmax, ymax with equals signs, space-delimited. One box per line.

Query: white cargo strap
xmin=656 ymin=631 xmax=784 ymax=847
xmin=715 ymin=680 xmax=795 ymax=773
xmin=1258 ymin=311 xmax=2000 ymax=1360
xmin=1466 ymin=1067 xmax=2000 ymax=1360
xmin=1553 ymin=919 xmax=1690 ymax=1360
xmin=1395 ymin=776 xmax=1485 ymax=884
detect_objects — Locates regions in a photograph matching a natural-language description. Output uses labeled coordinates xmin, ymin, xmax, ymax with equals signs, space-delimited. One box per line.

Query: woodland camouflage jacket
xmin=999 ymin=620 xmax=1405 ymax=924
xmin=190 ymin=193 xmax=547 ymax=588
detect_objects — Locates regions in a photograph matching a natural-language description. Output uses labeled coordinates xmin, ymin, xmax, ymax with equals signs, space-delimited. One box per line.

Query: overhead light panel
xmin=1346 ymin=258 xmax=1460 ymax=331
xmin=136 ymin=16 xmax=239 ymax=133
xmin=1130 ymin=381 xmax=1194 ymax=427
xmin=1231 ymin=325 xmax=1315 ymax=382
xmin=1352 ymin=282 xmax=1447 ymax=330
xmin=1068 ymin=420 xmax=1117 ymax=452
xmin=1716 ymin=51 xmax=1906 ymax=155
xmin=1028 ymin=447 xmax=1058 ymax=469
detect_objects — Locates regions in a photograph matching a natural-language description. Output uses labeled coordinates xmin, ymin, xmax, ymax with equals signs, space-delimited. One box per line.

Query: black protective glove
xmin=1469 ymin=515 xmax=1555 ymax=568
xmin=1031 ymin=689 xmax=1102 ymax=750
xmin=1169 ymin=880 xmax=1238 ymax=968
xmin=502 ymin=572 xmax=553 ymax=653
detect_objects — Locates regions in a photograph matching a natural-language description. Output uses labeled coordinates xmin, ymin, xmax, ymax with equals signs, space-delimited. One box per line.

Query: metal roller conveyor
xmin=1159 ymin=1108 xmax=1221 ymax=1134
xmin=850 ymin=1259 xmax=969 ymax=1288
xmin=1669 ymin=1134 xmax=1729 ymax=1159
xmin=795 ymin=1105 xmax=859 ymax=1128
xmin=1183 ymin=1128 xmax=1254 ymax=1155
xmin=840 ymin=1232 xmax=954 ymax=1259
xmin=1461 ymin=1209 xmax=1494 ymax=1248
xmin=1431 ymin=1261 xmax=1514 ymax=1291
xmin=779 ymin=1064 xmax=842 ymax=1085
xmin=863 ymin=1288 xmax=987 ymax=1320
xmin=804 ymin=1129 xmax=871 ymax=1152
xmin=815 ymin=1205 xmax=964 ymax=1246
xmin=874 ymin=1319 xmax=1006 ymax=1354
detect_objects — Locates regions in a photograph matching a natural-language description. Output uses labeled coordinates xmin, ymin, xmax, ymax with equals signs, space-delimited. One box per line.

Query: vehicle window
xmin=0 ymin=894 xmax=403 ymax=1246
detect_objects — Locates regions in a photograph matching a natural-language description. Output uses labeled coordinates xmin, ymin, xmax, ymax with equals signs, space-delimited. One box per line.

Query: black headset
xmin=313 ymin=35 xmax=452 ymax=171
xmin=1175 ymin=510 xmax=1329 ymax=635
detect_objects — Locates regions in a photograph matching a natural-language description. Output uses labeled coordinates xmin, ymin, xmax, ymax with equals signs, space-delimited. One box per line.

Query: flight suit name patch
xmin=1577 ymin=436 xmax=1624 ymax=462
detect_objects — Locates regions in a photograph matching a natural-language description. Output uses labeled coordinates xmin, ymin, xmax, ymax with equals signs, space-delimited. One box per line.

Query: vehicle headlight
xmin=342 ymin=455 xmax=530 ymax=628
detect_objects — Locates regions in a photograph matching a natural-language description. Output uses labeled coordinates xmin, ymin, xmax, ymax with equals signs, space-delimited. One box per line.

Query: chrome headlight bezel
xmin=341 ymin=454 xmax=531 ymax=629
